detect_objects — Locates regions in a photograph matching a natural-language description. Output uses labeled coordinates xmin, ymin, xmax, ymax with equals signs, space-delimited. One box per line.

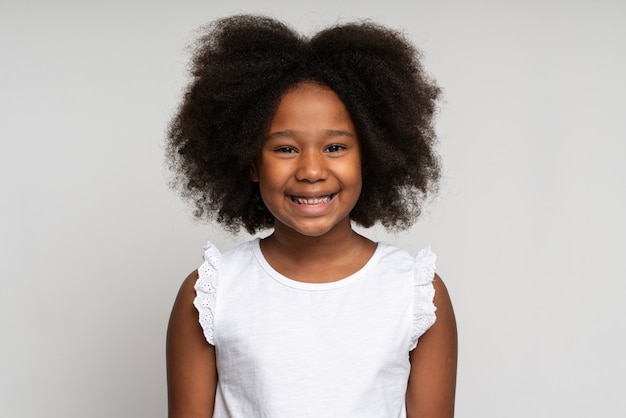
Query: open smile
xmin=289 ymin=193 xmax=337 ymax=205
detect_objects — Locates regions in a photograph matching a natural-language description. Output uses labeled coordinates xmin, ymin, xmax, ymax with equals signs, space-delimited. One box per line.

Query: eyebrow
xmin=266 ymin=129 xmax=355 ymax=140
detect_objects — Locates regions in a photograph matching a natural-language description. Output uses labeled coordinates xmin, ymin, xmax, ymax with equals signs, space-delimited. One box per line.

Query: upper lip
xmin=288 ymin=191 xmax=336 ymax=198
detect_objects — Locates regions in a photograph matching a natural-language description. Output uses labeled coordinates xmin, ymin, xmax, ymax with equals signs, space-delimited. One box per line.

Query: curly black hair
xmin=166 ymin=15 xmax=441 ymax=234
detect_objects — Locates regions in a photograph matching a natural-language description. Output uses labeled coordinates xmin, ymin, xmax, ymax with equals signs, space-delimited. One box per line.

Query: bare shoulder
xmin=174 ymin=269 xmax=200 ymax=305
xmin=166 ymin=270 xmax=217 ymax=417
xmin=425 ymin=274 xmax=457 ymax=354
xmin=406 ymin=273 xmax=458 ymax=418
xmin=432 ymin=274 xmax=454 ymax=314
xmin=167 ymin=270 xmax=202 ymax=335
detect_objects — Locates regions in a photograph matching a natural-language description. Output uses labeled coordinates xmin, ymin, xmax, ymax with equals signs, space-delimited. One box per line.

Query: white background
xmin=1 ymin=0 xmax=625 ymax=416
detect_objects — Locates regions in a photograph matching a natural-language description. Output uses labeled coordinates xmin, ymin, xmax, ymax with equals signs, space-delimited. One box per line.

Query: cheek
xmin=256 ymin=165 xmax=292 ymax=201
xmin=343 ymin=158 xmax=363 ymax=186
xmin=259 ymin=166 xmax=285 ymax=187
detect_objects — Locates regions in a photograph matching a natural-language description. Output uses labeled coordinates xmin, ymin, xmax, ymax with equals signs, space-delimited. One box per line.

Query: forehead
xmin=269 ymin=82 xmax=355 ymax=131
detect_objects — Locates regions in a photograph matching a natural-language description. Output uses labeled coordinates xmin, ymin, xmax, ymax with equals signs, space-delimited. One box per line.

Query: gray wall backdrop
xmin=1 ymin=0 xmax=625 ymax=416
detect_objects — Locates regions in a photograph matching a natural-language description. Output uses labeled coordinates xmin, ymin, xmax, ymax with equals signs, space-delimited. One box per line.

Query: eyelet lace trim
xmin=410 ymin=247 xmax=437 ymax=350
xmin=193 ymin=241 xmax=221 ymax=345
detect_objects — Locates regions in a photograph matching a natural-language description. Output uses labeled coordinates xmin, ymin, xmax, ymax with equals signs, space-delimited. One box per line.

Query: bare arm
xmin=406 ymin=274 xmax=458 ymax=418
xmin=166 ymin=270 xmax=217 ymax=418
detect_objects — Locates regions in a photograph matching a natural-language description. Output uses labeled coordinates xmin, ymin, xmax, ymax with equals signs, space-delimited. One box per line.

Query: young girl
xmin=166 ymin=15 xmax=457 ymax=418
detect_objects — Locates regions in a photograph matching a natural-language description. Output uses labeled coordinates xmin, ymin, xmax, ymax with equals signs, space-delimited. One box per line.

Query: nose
xmin=295 ymin=150 xmax=328 ymax=182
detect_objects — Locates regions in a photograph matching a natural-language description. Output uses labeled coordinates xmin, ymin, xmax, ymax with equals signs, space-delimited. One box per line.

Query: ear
xmin=249 ymin=163 xmax=259 ymax=182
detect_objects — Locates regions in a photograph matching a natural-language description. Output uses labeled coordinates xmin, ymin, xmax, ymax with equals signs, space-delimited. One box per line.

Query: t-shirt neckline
xmin=251 ymin=238 xmax=383 ymax=291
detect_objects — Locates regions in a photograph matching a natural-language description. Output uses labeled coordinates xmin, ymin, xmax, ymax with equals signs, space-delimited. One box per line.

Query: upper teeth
xmin=294 ymin=195 xmax=332 ymax=204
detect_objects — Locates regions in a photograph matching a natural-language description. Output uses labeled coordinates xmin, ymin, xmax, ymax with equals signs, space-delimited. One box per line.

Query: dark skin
xmin=166 ymin=82 xmax=456 ymax=417
xmin=262 ymin=219 xmax=457 ymax=418
xmin=259 ymin=221 xmax=377 ymax=283
xmin=407 ymin=274 xmax=458 ymax=418
xmin=166 ymin=270 xmax=217 ymax=418
xmin=167 ymin=262 xmax=456 ymax=418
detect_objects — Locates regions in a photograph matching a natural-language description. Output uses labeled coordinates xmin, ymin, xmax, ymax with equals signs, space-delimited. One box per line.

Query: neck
xmin=260 ymin=218 xmax=376 ymax=283
xmin=267 ymin=218 xmax=360 ymax=257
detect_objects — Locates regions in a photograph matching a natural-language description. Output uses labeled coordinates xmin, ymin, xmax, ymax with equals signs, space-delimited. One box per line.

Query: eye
xmin=274 ymin=146 xmax=297 ymax=153
xmin=325 ymin=144 xmax=345 ymax=153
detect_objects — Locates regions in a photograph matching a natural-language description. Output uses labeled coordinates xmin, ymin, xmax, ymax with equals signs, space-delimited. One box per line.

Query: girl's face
xmin=251 ymin=82 xmax=362 ymax=238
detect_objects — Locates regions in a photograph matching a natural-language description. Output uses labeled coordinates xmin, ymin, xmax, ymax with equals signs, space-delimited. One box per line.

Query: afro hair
xmin=166 ymin=15 xmax=441 ymax=234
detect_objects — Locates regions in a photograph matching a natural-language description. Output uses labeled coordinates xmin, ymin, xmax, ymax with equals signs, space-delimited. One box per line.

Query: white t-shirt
xmin=194 ymin=238 xmax=437 ymax=418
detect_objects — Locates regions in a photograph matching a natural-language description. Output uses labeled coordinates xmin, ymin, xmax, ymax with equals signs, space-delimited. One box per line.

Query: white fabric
xmin=194 ymin=238 xmax=437 ymax=418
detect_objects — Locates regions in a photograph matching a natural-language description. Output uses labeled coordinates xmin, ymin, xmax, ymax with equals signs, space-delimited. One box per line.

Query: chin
xmin=275 ymin=217 xmax=352 ymax=239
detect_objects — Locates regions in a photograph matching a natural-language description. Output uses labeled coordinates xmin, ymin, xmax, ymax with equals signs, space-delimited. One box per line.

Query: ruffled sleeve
xmin=409 ymin=247 xmax=437 ymax=350
xmin=193 ymin=241 xmax=221 ymax=346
